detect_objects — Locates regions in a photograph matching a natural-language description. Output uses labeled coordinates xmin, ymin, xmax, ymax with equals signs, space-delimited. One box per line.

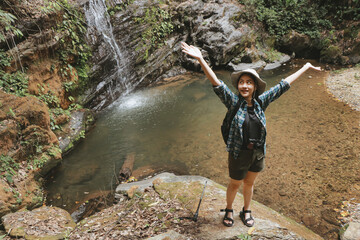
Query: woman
xmin=181 ymin=42 xmax=321 ymax=227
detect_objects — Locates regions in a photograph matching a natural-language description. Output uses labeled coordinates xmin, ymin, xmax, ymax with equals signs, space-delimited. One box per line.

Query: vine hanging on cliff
xmin=42 ymin=0 xmax=91 ymax=93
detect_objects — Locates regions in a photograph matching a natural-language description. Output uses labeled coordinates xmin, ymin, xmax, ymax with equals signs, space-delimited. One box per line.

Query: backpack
xmin=221 ymin=98 xmax=263 ymax=144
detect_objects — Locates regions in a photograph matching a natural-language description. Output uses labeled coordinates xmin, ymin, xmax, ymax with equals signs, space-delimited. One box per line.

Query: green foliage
xmin=0 ymin=50 xmax=28 ymax=97
xmin=32 ymin=154 xmax=49 ymax=169
xmin=38 ymin=90 xmax=60 ymax=108
xmin=43 ymin=0 xmax=92 ymax=93
xmin=49 ymin=107 xmax=67 ymax=131
xmin=63 ymin=80 xmax=77 ymax=93
xmin=239 ymin=0 xmax=331 ymax=38
xmin=237 ymin=233 xmax=252 ymax=240
xmin=238 ymin=0 xmax=359 ymax=40
xmin=0 ymin=9 xmax=23 ymax=43
xmin=47 ymin=146 xmax=62 ymax=157
xmin=0 ymin=70 xmax=29 ymax=97
xmin=344 ymin=25 xmax=359 ymax=40
xmin=13 ymin=190 xmax=22 ymax=204
xmin=0 ymin=155 xmax=19 ymax=184
xmin=41 ymin=0 xmax=62 ymax=14
xmin=134 ymin=6 xmax=174 ymax=60
xmin=107 ymin=0 xmax=135 ymax=16
xmin=317 ymin=1 xmax=360 ymax=22
xmin=8 ymin=107 xmax=16 ymax=118
xmin=57 ymin=1 xmax=91 ymax=87
xmin=252 ymin=0 xmax=331 ymax=39
xmin=320 ymin=45 xmax=341 ymax=60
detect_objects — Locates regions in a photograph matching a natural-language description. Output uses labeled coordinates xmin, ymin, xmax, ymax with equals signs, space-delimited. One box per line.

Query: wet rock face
xmin=58 ymin=108 xmax=95 ymax=155
xmin=79 ymin=0 xmax=263 ymax=111
xmin=178 ymin=1 xmax=249 ymax=66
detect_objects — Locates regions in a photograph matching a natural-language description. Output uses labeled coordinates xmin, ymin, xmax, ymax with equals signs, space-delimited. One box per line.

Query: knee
xmin=228 ymin=180 xmax=241 ymax=190
xmin=243 ymin=179 xmax=255 ymax=188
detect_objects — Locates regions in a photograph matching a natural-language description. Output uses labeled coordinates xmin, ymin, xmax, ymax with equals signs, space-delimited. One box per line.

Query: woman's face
xmin=237 ymin=74 xmax=256 ymax=100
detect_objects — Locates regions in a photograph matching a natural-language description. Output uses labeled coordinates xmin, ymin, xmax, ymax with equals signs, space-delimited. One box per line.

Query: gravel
xmin=326 ymin=65 xmax=360 ymax=112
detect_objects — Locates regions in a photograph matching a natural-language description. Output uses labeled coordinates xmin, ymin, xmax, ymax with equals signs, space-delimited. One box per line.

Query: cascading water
xmin=84 ymin=0 xmax=133 ymax=109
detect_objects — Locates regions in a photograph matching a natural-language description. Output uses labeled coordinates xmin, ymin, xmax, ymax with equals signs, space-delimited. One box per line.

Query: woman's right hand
xmin=181 ymin=42 xmax=203 ymax=61
xmin=181 ymin=42 xmax=221 ymax=86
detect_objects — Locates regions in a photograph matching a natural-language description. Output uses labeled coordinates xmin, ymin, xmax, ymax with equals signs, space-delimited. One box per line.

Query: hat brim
xmin=231 ymin=70 xmax=266 ymax=95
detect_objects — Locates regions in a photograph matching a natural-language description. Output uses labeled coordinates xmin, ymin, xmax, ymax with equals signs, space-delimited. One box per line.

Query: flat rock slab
xmin=341 ymin=221 xmax=360 ymax=240
xmin=117 ymin=173 xmax=322 ymax=240
xmin=1 ymin=206 xmax=76 ymax=240
xmin=146 ymin=230 xmax=188 ymax=240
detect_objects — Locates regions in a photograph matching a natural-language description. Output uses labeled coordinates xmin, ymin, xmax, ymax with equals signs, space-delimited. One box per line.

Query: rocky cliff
xmin=0 ymin=0 xmax=95 ymax=217
xmin=81 ymin=0 xmax=360 ymax=111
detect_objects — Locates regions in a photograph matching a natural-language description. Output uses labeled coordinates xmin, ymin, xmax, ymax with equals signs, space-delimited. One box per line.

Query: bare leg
xmin=224 ymin=178 xmax=242 ymax=225
xmin=242 ymin=171 xmax=259 ymax=225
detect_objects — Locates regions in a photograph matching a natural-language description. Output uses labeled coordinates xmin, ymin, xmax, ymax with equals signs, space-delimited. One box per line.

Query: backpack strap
xmin=221 ymin=99 xmax=241 ymax=144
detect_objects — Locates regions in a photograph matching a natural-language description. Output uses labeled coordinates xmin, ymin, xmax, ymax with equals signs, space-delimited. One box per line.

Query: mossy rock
xmin=1 ymin=206 xmax=75 ymax=240
xmin=320 ymin=45 xmax=341 ymax=63
xmin=153 ymin=180 xmax=203 ymax=208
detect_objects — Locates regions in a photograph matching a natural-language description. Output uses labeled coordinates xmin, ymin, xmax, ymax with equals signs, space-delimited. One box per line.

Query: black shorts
xmin=228 ymin=149 xmax=265 ymax=180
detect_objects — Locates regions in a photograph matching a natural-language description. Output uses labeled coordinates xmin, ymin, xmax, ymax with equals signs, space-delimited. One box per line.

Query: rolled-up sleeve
xmin=259 ymin=80 xmax=290 ymax=110
xmin=213 ymin=80 xmax=238 ymax=109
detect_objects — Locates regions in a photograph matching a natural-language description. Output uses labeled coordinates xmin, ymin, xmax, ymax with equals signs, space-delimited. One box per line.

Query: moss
xmin=321 ymin=45 xmax=341 ymax=60
xmin=156 ymin=212 xmax=165 ymax=220
xmin=339 ymin=223 xmax=349 ymax=237
xmin=134 ymin=5 xmax=174 ymax=61
xmin=154 ymin=181 xmax=203 ymax=208
xmin=344 ymin=26 xmax=359 ymax=40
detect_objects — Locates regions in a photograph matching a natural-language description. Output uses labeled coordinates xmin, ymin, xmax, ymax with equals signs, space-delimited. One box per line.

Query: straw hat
xmin=231 ymin=69 xmax=266 ymax=95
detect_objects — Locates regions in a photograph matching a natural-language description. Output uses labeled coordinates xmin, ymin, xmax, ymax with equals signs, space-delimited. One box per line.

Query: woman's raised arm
xmin=284 ymin=62 xmax=322 ymax=85
xmin=181 ymin=42 xmax=221 ymax=87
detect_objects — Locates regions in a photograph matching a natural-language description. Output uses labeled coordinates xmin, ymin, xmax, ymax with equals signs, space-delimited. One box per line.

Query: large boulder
xmin=341 ymin=222 xmax=360 ymax=240
xmin=1 ymin=206 xmax=76 ymax=240
xmin=115 ymin=173 xmax=323 ymax=240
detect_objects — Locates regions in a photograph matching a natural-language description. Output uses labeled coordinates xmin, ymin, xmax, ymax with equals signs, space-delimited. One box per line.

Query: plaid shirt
xmin=213 ymin=79 xmax=291 ymax=159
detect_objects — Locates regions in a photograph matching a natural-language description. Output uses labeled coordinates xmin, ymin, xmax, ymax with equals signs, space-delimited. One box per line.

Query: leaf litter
xmin=69 ymin=187 xmax=203 ymax=239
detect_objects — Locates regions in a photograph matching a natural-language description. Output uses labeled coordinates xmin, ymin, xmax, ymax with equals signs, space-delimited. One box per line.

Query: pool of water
xmin=46 ymin=63 xmax=295 ymax=211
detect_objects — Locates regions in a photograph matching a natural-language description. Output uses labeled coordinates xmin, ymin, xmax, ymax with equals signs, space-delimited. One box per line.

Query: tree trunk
xmin=118 ymin=152 xmax=135 ymax=182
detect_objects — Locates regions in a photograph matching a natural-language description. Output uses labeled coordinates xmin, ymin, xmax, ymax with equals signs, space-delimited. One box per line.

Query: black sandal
xmin=220 ymin=208 xmax=234 ymax=227
xmin=239 ymin=207 xmax=254 ymax=227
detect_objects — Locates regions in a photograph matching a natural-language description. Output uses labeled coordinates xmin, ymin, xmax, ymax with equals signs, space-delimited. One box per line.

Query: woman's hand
xmin=181 ymin=42 xmax=203 ymax=60
xmin=284 ymin=62 xmax=322 ymax=85
xmin=304 ymin=62 xmax=322 ymax=71
xmin=180 ymin=42 xmax=221 ymax=86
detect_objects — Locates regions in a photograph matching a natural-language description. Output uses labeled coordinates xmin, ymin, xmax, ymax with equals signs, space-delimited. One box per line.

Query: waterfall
xmin=84 ymin=0 xmax=133 ymax=107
